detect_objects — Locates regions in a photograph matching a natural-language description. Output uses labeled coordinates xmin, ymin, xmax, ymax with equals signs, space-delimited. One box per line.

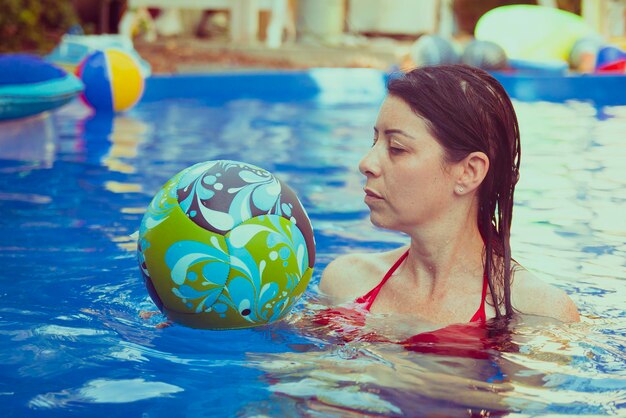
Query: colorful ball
xmin=462 ymin=40 xmax=508 ymax=71
xmin=76 ymin=48 xmax=144 ymax=113
xmin=595 ymin=45 xmax=626 ymax=69
xmin=137 ymin=160 xmax=316 ymax=330
xmin=409 ymin=35 xmax=461 ymax=67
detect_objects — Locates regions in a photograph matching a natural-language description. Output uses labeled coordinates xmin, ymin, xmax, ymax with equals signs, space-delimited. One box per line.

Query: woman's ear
xmin=455 ymin=152 xmax=489 ymax=195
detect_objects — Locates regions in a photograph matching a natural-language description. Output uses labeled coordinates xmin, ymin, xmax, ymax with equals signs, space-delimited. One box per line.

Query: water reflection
xmin=240 ymin=308 xmax=624 ymax=416
xmin=249 ymin=349 xmax=511 ymax=416
xmin=78 ymin=112 xmax=150 ymax=176
xmin=512 ymin=101 xmax=626 ymax=324
xmin=0 ymin=113 xmax=56 ymax=169
xmin=29 ymin=378 xmax=183 ymax=409
xmin=244 ymin=317 xmax=515 ymax=416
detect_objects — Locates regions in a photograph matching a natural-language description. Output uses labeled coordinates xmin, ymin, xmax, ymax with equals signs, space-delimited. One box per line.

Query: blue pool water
xmin=0 ymin=71 xmax=625 ymax=417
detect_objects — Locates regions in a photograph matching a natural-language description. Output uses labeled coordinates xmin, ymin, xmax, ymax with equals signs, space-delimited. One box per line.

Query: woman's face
xmin=359 ymin=95 xmax=457 ymax=231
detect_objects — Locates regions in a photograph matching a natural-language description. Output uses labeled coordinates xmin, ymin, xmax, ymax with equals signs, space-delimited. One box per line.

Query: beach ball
xmin=595 ymin=45 xmax=626 ymax=71
xmin=462 ymin=40 xmax=508 ymax=71
xmin=137 ymin=160 xmax=316 ymax=330
xmin=409 ymin=35 xmax=460 ymax=67
xmin=76 ymin=48 xmax=144 ymax=113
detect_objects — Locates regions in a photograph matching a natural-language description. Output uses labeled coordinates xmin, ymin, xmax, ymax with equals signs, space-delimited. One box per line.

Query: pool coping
xmin=141 ymin=68 xmax=626 ymax=106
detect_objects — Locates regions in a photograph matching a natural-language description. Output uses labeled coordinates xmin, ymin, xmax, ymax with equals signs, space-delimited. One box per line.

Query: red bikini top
xmin=314 ymin=250 xmax=492 ymax=358
xmin=355 ymin=250 xmax=488 ymax=322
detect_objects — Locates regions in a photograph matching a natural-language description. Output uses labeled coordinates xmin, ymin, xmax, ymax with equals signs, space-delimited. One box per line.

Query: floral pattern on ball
xmin=139 ymin=170 xmax=185 ymax=236
xmin=223 ymin=214 xmax=309 ymax=324
xmin=164 ymin=214 xmax=310 ymax=326
xmin=177 ymin=160 xmax=290 ymax=234
xmin=165 ymin=236 xmax=231 ymax=313
xmin=137 ymin=236 xmax=151 ymax=281
xmin=137 ymin=170 xmax=188 ymax=308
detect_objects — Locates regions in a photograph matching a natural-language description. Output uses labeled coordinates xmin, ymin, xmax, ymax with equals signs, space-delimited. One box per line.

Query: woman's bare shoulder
xmin=511 ymin=266 xmax=580 ymax=323
xmin=318 ymin=248 xmax=406 ymax=304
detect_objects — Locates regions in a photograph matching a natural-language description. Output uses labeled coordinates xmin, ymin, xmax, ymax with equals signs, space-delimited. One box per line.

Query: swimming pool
xmin=0 ymin=69 xmax=624 ymax=417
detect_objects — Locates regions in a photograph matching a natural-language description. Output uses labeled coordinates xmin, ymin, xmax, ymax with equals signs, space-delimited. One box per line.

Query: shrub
xmin=0 ymin=0 xmax=79 ymax=53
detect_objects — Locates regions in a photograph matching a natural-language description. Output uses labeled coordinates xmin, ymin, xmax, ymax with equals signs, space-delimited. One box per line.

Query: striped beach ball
xmin=76 ymin=48 xmax=144 ymax=113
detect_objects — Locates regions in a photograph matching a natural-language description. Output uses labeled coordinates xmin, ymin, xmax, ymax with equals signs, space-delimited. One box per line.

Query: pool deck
xmin=134 ymin=35 xmax=626 ymax=105
xmin=133 ymin=35 xmax=413 ymax=73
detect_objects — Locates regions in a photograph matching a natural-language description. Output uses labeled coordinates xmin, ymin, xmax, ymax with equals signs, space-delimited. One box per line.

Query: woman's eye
xmin=389 ymin=146 xmax=405 ymax=155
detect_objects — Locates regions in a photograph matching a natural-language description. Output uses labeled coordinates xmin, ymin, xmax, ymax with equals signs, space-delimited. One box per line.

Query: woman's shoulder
xmin=511 ymin=266 xmax=580 ymax=323
xmin=318 ymin=247 xmax=407 ymax=304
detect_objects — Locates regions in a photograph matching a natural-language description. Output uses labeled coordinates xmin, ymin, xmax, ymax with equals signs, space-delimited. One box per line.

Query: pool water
xmin=0 ymin=73 xmax=624 ymax=417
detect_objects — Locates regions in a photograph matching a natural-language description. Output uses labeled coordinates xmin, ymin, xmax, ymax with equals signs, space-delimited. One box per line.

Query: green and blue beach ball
xmin=137 ymin=160 xmax=315 ymax=329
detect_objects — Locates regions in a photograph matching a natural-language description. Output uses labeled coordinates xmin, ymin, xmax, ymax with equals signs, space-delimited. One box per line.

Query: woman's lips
xmin=364 ymin=188 xmax=383 ymax=202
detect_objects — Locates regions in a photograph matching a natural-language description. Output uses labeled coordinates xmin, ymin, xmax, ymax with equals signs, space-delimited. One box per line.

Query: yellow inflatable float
xmin=475 ymin=5 xmax=596 ymax=63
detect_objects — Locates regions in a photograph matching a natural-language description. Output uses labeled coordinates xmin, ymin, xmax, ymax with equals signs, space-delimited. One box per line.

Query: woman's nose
xmin=359 ymin=145 xmax=380 ymax=177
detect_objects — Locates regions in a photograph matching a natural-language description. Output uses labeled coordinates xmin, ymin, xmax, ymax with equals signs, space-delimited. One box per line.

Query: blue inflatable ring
xmin=0 ymin=54 xmax=83 ymax=121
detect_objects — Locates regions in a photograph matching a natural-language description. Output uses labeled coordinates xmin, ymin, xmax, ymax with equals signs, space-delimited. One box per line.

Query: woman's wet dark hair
xmin=387 ymin=64 xmax=521 ymax=319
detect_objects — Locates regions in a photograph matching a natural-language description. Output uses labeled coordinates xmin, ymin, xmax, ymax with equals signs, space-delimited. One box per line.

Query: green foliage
xmin=0 ymin=0 xmax=79 ymax=53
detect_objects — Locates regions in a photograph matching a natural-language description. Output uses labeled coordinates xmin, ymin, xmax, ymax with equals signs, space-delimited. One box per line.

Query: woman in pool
xmin=319 ymin=65 xmax=579 ymax=331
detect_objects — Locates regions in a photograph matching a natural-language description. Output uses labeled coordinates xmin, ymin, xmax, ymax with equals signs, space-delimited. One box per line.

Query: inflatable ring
xmin=0 ymin=54 xmax=83 ymax=121
xmin=475 ymin=5 xmax=595 ymax=62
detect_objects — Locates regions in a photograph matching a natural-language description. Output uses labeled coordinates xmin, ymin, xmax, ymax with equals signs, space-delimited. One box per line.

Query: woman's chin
xmin=369 ymin=215 xmax=410 ymax=234
xmin=369 ymin=215 xmax=391 ymax=230
xmin=369 ymin=214 xmax=381 ymax=227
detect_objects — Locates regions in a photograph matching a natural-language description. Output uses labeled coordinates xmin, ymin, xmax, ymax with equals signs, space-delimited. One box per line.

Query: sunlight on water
xmin=29 ymin=378 xmax=183 ymax=409
xmin=0 ymin=93 xmax=624 ymax=416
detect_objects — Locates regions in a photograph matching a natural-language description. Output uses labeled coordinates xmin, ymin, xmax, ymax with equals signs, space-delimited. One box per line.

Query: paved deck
xmin=133 ymin=35 xmax=413 ymax=74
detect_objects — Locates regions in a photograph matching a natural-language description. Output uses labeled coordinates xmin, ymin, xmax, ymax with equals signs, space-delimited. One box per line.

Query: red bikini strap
xmin=470 ymin=270 xmax=489 ymax=322
xmin=356 ymin=250 xmax=409 ymax=311
xmin=357 ymin=250 xmax=488 ymax=321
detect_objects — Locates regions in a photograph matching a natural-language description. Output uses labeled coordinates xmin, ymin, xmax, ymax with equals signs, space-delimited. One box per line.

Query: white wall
xmin=347 ymin=0 xmax=438 ymax=35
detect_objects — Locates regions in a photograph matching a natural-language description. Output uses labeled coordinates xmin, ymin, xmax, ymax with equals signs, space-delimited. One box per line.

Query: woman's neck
xmin=404 ymin=217 xmax=485 ymax=299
